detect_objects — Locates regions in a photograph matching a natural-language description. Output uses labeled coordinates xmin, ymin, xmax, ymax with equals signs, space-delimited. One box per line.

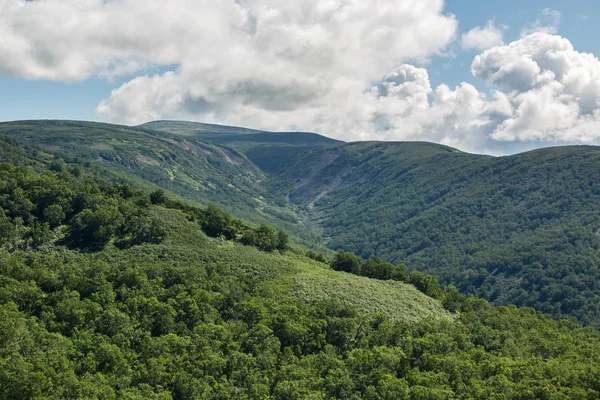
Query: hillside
xmin=2 ymin=138 xmax=600 ymax=399
xmin=5 ymin=119 xmax=600 ymax=329
xmin=141 ymin=120 xmax=342 ymax=175
xmin=0 ymin=120 xmax=324 ymax=248
xmin=269 ymin=141 xmax=600 ymax=327
xmin=5 ymin=120 xmax=600 ymax=329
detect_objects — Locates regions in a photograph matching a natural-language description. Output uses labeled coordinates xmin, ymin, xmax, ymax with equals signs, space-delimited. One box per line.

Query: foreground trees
xmin=0 ymin=159 xmax=287 ymax=254
xmin=2 ymin=243 xmax=600 ymax=399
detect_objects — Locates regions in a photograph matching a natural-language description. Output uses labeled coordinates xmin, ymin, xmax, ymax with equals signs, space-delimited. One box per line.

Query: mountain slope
xmin=0 ymin=120 xmax=324 ymax=247
xmin=269 ymin=141 xmax=600 ymax=326
xmin=0 ymin=135 xmax=445 ymax=322
xmin=2 ymin=139 xmax=600 ymax=399
xmin=141 ymin=120 xmax=342 ymax=175
xmin=6 ymin=119 xmax=600 ymax=328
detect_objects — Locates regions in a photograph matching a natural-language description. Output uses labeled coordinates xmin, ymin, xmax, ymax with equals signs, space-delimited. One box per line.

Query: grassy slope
xmin=0 ymin=120 xmax=323 ymax=247
xmin=0 ymin=132 xmax=447 ymax=324
xmin=269 ymin=141 xmax=600 ymax=326
xmin=141 ymin=120 xmax=342 ymax=175
xmin=6 ymin=206 xmax=600 ymax=398
xmin=157 ymin=206 xmax=450 ymax=323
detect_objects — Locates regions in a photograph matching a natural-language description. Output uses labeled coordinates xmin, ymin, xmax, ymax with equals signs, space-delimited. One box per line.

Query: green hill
xmin=5 ymin=119 xmax=600 ymax=329
xmin=140 ymin=120 xmax=342 ymax=175
xmin=139 ymin=120 xmax=270 ymax=136
xmin=0 ymin=120 xmax=323 ymax=248
xmin=2 ymin=137 xmax=600 ymax=399
xmin=269 ymin=141 xmax=600 ymax=327
xmin=5 ymin=119 xmax=600 ymax=330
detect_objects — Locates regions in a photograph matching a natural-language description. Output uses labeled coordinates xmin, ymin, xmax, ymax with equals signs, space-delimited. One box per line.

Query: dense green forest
xmin=270 ymin=141 xmax=600 ymax=327
xmin=0 ymin=136 xmax=290 ymax=254
xmin=2 ymin=138 xmax=600 ymax=399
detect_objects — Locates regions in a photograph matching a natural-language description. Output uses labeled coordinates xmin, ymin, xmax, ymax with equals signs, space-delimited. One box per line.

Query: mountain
xmin=0 ymin=120 xmax=324 ymax=248
xmin=4 ymin=119 xmax=600 ymax=328
xmin=269 ymin=141 xmax=600 ymax=326
xmin=140 ymin=120 xmax=342 ymax=175
xmin=5 ymin=119 xmax=600 ymax=329
xmin=2 ymin=135 xmax=600 ymax=399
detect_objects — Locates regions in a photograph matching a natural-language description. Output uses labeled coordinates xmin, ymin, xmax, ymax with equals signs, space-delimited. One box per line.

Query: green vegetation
xmin=6 ymin=233 xmax=600 ymax=398
xmin=0 ymin=141 xmax=289 ymax=256
xmin=0 ymin=143 xmax=162 ymax=252
xmin=2 ymin=130 xmax=600 ymax=398
xmin=330 ymin=251 xmax=444 ymax=300
xmin=158 ymin=199 xmax=289 ymax=253
xmin=0 ymin=120 xmax=323 ymax=249
xmin=271 ymin=141 xmax=600 ymax=327
xmin=5 ymin=120 xmax=600 ymax=330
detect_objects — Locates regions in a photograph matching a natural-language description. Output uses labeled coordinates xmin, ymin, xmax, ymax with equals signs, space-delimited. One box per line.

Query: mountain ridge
xmin=3 ymin=119 xmax=600 ymax=327
xmin=140 ymin=120 xmax=343 ymax=175
xmin=3 ymin=120 xmax=600 ymax=397
xmin=0 ymin=119 xmax=327 ymax=248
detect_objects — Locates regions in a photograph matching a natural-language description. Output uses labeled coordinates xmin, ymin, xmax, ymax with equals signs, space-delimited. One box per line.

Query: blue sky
xmin=1 ymin=0 xmax=600 ymax=154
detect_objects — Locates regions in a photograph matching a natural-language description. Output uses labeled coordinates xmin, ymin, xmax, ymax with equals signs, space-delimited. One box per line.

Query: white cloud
xmin=473 ymin=32 xmax=600 ymax=142
xmin=461 ymin=19 xmax=505 ymax=51
xmin=3 ymin=1 xmax=600 ymax=154
xmin=343 ymin=66 xmax=514 ymax=154
xmin=89 ymin=8 xmax=600 ymax=153
xmin=0 ymin=0 xmax=251 ymax=81
xmin=0 ymin=0 xmax=459 ymax=138
xmin=521 ymin=8 xmax=561 ymax=37
xmin=0 ymin=0 xmax=457 ymax=84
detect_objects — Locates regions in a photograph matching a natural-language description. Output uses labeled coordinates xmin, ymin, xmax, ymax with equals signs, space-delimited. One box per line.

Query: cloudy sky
xmin=1 ymin=0 xmax=600 ymax=154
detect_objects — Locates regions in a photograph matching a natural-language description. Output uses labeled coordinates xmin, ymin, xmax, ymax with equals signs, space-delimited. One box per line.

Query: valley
xmin=2 ymin=120 xmax=600 ymax=398
xmin=150 ymin=120 xmax=600 ymax=328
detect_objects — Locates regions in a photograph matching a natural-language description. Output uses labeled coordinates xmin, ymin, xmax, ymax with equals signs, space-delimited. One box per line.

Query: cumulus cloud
xmin=461 ymin=19 xmax=505 ymax=51
xmin=0 ymin=0 xmax=457 ymax=83
xmin=346 ymin=65 xmax=513 ymax=153
xmin=473 ymin=32 xmax=600 ymax=142
xmin=288 ymin=31 xmax=600 ymax=152
xmin=90 ymin=13 xmax=600 ymax=153
xmin=4 ymin=1 xmax=600 ymax=154
xmin=0 ymin=0 xmax=458 ymax=136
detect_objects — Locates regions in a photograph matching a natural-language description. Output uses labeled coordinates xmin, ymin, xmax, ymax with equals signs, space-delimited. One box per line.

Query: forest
xmin=2 ymin=128 xmax=600 ymax=398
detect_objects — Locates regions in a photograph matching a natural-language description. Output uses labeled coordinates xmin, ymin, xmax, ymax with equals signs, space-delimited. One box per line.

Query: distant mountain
xmin=269 ymin=141 xmax=600 ymax=326
xmin=0 ymin=120 xmax=322 ymax=247
xmin=140 ymin=120 xmax=268 ymax=135
xmin=140 ymin=120 xmax=342 ymax=174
